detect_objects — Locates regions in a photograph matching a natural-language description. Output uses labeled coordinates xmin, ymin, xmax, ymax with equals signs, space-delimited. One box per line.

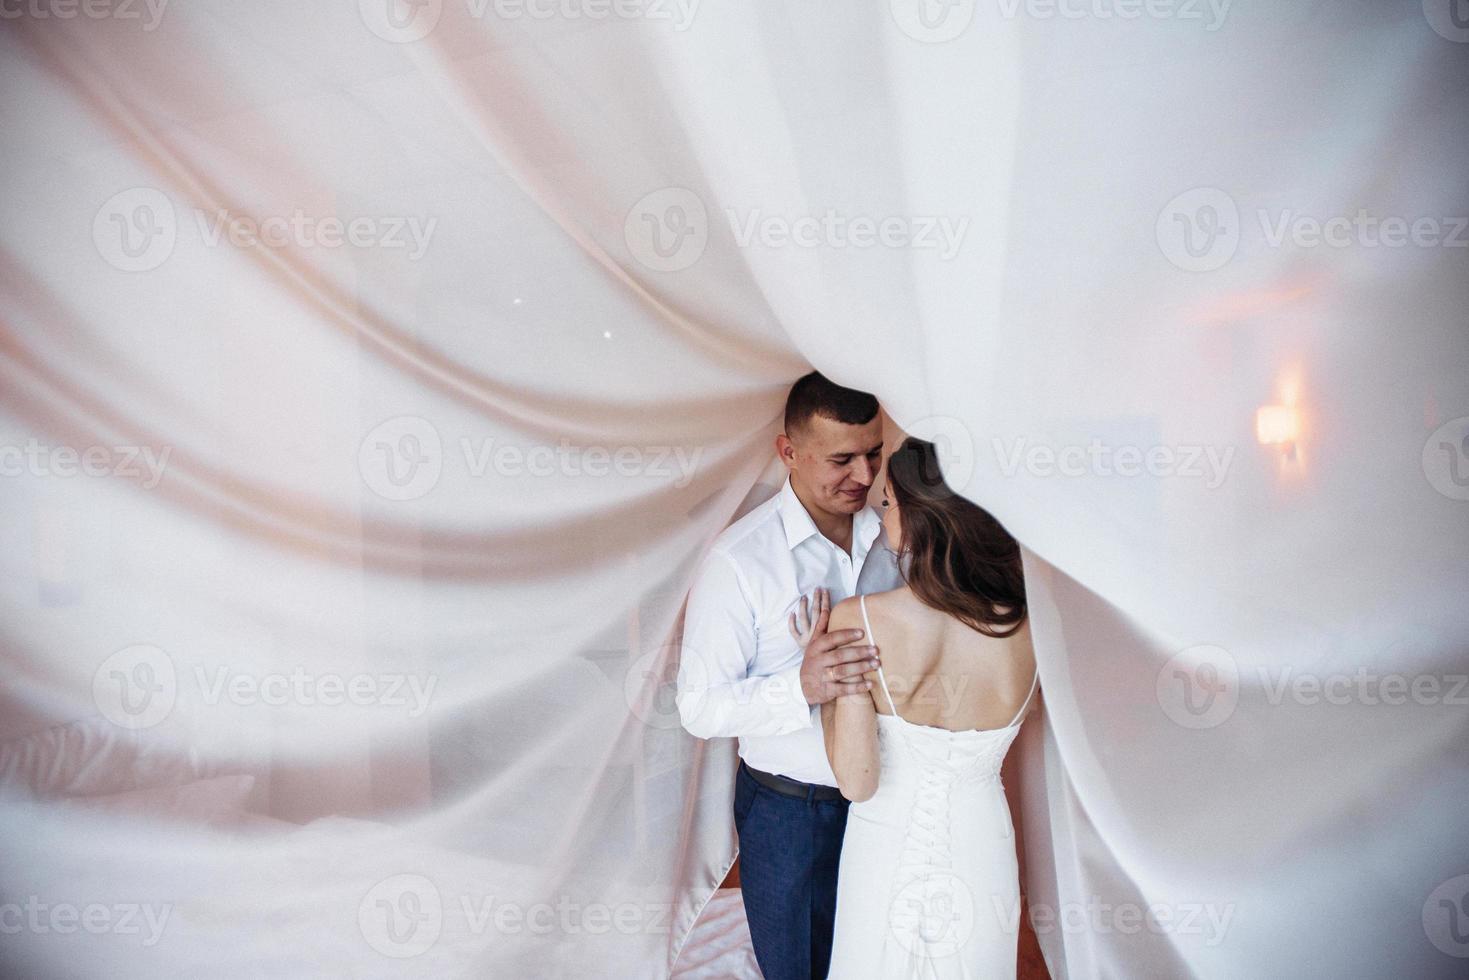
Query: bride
xmin=815 ymin=436 xmax=1038 ymax=978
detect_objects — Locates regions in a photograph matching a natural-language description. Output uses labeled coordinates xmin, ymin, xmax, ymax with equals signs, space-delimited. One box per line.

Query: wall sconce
xmin=1256 ymin=404 xmax=1300 ymax=460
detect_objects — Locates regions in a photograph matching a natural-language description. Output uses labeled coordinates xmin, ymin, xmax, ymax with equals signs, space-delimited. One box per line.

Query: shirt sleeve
xmin=676 ymin=550 xmax=813 ymax=740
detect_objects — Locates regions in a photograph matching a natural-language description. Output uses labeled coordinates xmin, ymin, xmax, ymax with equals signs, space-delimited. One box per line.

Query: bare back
xmin=834 ymin=587 xmax=1037 ymax=732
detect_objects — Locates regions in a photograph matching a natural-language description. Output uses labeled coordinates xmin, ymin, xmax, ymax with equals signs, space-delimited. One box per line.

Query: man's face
xmin=782 ymin=414 xmax=884 ymax=516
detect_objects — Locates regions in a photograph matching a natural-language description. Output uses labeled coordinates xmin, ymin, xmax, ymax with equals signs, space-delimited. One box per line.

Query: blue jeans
xmin=734 ymin=762 xmax=850 ymax=980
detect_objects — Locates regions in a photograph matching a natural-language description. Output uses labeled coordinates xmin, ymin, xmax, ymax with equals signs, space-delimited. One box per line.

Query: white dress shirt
xmin=677 ymin=476 xmax=902 ymax=786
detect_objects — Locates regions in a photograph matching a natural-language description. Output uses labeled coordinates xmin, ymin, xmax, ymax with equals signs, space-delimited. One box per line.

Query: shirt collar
xmin=777 ymin=476 xmax=884 ymax=555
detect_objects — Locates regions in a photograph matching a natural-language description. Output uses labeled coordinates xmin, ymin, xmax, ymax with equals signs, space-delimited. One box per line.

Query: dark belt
xmin=741 ymin=761 xmax=846 ymax=802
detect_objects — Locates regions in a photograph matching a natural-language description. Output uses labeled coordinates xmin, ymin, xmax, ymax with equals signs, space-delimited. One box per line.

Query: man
xmin=677 ymin=371 xmax=902 ymax=980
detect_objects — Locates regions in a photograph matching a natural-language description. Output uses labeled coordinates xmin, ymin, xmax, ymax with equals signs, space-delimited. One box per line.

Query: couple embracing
xmin=678 ymin=372 xmax=1038 ymax=979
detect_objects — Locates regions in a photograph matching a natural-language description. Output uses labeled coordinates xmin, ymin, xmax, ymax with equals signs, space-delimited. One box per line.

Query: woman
xmin=818 ymin=436 xmax=1038 ymax=978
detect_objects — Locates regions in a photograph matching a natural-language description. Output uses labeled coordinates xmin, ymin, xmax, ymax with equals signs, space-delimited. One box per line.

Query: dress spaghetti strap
xmin=859 ymin=595 xmax=899 ymax=717
xmin=1005 ymin=667 xmax=1040 ymax=729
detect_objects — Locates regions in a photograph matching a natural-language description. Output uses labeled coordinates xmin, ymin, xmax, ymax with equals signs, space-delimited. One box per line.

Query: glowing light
xmin=1256 ymin=404 xmax=1299 ymax=446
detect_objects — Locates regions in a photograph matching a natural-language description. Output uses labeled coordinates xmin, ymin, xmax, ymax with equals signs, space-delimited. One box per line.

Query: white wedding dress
xmin=827 ymin=596 xmax=1039 ymax=979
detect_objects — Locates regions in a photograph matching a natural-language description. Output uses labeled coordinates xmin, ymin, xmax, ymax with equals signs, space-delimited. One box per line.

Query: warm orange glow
xmin=1256 ymin=404 xmax=1300 ymax=446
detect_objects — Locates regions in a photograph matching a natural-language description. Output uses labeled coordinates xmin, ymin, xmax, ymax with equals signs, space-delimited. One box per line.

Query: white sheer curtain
xmin=1 ymin=3 xmax=1465 ymax=977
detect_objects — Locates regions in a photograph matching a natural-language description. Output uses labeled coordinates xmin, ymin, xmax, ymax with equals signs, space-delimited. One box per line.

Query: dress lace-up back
xmin=828 ymin=595 xmax=1038 ymax=978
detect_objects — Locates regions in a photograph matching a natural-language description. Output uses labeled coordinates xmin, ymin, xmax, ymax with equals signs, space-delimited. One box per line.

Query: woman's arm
xmin=821 ymin=599 xmax=881 ymax=802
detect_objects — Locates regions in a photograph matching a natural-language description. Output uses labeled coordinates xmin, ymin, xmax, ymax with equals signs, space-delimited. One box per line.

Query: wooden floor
xmin=718 ymin=861 xmax=1051 ymax=979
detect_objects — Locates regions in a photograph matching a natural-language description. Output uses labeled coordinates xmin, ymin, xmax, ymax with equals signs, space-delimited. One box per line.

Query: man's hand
xmin=789 ymin=588 xmax=880 ymax=706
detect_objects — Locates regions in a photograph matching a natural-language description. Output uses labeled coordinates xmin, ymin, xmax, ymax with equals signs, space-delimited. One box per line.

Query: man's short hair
xmin=783 ymin=371 xmax=879 ymax=437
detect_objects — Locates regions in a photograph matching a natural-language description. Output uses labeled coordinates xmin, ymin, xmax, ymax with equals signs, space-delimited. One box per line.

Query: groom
xmin=677 ymin=371 xmax=902 ymax=980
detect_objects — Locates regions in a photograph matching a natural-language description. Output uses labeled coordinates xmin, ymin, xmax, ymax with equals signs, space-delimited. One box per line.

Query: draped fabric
xmin=2 ymin=3 xmax=1466 ymax=977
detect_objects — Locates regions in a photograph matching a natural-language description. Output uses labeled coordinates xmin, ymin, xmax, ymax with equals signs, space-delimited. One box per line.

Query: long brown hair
xmin=886 ymin=437 xmax=1026 ymax=637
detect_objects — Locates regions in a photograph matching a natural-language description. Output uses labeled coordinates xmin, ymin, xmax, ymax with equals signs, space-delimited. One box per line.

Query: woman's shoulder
xmin=831 ymin=587 xmax=912 ymax=634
